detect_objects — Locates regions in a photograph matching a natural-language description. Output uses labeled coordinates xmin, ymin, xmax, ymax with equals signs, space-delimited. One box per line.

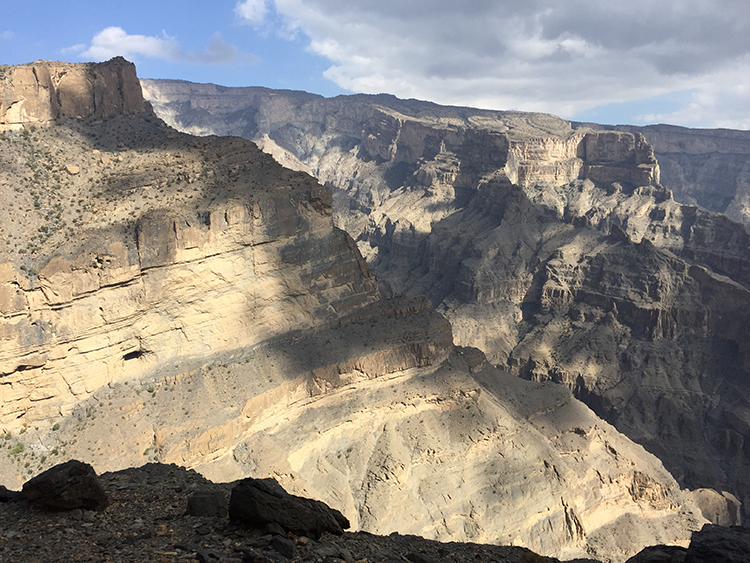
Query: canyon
xmin=143 ymin=78 xmax=750 ymax=524
xmin=0 ymin=59 xmax=745 ymax=562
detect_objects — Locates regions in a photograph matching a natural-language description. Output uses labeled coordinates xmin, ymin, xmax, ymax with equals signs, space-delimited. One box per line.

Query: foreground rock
xmin=683 ymin=524 xmax=750 ymax=563
xmin=229 ymin=477 xmax=349 ymax=538
xmin=22 ymin=459 xmax=108 ymax=511
xmin=0 ymin=462 xmax=597 ymax=563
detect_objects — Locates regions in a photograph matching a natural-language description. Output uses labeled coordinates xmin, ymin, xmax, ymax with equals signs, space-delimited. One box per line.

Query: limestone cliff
xmin=0 ymin=62 xmax=713 ymax=563
xmin=142 ymin=79 xmax=750 ymax=523
xmin=1 ymin=57 xmax=144 ymax=130
xmin=578 ymin=122 xmax=750 ymax=228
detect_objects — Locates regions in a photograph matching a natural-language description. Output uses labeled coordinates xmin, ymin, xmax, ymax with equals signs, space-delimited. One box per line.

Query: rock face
xmin=1 ymin=57 xmax=144 ymax=130
xmin=0 ymin=118 xmax=378 ymax=430
xmin=577 ymin=123 xmax=750 ymax=228
xmin=0 ymin=60 xmax=719 ymax=563
xmin=142 ymin=79 xmax=750 ymax=524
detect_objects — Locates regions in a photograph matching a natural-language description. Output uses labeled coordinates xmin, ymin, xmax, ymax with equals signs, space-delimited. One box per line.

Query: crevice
xmin=123 ymin=350 xmax=146 ymax=361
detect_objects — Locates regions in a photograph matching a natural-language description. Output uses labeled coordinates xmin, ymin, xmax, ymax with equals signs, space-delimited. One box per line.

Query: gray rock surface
xmin=229 ymin=477 xmax=349 ymax=538
xmin=624 ymin=545 xmax=686 ymax=563
xmin=683 ymin=524 xmax=750 ymax=563
xmin=186 ymin=490 xmax=228 ymax=518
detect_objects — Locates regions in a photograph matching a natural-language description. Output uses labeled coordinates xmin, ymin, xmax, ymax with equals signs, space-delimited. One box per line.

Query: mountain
xmin=0 ymin=59 xmax=736 ymax=562
xmin=142 ymin=78 xmax=750 ymax=525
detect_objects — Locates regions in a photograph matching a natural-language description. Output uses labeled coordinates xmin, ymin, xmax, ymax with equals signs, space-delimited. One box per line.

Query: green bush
xmin=11 ymin=444 xmax=24 ymax=454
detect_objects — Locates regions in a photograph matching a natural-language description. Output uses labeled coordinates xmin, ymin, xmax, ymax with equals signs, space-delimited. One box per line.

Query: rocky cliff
xmin=142 ymin=79 xmax=750 ymax=525
xmin=1 ymin=57 xmax=144 ymax=130
xmin=0 ymin=61 xmax=718 ymax=562
xmin=577 ymin=122 xmax=750 ymax=228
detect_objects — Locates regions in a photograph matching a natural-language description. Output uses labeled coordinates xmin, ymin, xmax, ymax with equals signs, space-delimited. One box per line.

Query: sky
xmin=3 ymin=1 xmax=750 ymax=129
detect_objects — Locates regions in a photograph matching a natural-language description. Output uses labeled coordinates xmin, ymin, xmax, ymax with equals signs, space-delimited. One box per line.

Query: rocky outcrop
xmin=0 ymin=57 xmax=144 ymax=130
xmin=0 ymin=124 xmax=378 ymax=431
xmin=142 ymin=79 xmax=750 ymax=523
xmin=577 ymin=123 xmax=750 ymax=228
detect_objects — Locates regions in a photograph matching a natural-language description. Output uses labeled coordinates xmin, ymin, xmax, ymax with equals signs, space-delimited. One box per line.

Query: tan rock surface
xmin=1 ymin=57 xmax=144 ymax=130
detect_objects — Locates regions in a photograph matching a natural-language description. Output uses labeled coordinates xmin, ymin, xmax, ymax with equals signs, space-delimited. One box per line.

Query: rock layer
xmin=577 ymin=123 xmax=750 ymax=228
xmin=0 ymin=61 xmax=715 ymax=563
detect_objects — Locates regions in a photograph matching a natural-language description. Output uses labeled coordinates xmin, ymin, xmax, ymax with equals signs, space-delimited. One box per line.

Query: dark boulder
xmin=684 ymin=524 xmax=750 ymax=563
xmin=625 ymin=544 xmax=687 ymax=562
xmin=229 ymin=477 xmax=349 ymax=538
xmin=0 ymin=485 xmax=23 ymax=503
xmin=22 ymin=460 xmax=108 ymax=511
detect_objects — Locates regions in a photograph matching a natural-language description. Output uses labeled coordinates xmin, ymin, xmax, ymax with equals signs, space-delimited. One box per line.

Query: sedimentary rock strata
xmin=142 ymin=79 xmax=750 ymax=522
xmin=0 ymin=60 xmax=720 ymax=562
xmin=1 ymin=57 xmax=143 ymax=130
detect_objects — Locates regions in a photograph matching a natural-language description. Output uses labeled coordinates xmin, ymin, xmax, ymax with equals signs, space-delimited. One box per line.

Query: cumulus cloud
xmin=78 ymin=27 xmax=247 ymax=66
xmin=266 ymin=0 xmax=750 ymax=127
xmin=236 ymin=0 xmax=268 ymax=24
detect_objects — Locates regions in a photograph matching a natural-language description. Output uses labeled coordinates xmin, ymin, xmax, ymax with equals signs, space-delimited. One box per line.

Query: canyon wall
xmin=578 ymin=122 xmax=750 ymax=227
xmin=1 ymin=57 xmax=144 ymax=130
xmin=0 ymin=60 xmax=717 ymax=563
xmin=143 ymin=79 xmax=750 ymax=522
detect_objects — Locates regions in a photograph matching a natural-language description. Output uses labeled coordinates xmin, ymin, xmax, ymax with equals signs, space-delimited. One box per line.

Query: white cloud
xmin=265 ymin=0 xmax=750 ymax=128
xmin=81 ymin=27 xmax=181 ymax=61
xmin=61 ymin=43 xmax=86 ymax=55
xmin=235 ymin=0 xmax=268 ymax=24
xmin=0 ymin=31 xmax=13 ymax=41
xmin=77 ymin=27 xmax=246 ymax=66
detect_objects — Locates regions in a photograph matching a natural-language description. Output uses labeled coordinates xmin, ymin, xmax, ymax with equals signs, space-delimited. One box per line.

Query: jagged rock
xmin=229 ymin=477 xmax=350 ymax=538
xmin=625 ymin=545 xmax=686 ymax=563
xmin=683 ymin=524 xmax=750 ymax=563
xmin=22 ymin=460 xmax=108 ymax=511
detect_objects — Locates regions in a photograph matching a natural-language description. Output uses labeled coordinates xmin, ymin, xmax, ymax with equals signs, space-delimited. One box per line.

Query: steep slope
xmin=142 ymin=79 xmax=750 ymax=520
xmin=0 ymin=60 xmax=714 ymax=562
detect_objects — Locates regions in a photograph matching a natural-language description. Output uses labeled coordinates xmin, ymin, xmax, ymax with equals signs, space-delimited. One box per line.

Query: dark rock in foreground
xmin=683 ymin=524 xmax=750 ymax=563
xmin=625 ymin=544 xmax=686 ymax=562
xmin=22 ymin=459 xmax=108 ymax=511
xmin=229 ymin=477 xmax=350 ymax=539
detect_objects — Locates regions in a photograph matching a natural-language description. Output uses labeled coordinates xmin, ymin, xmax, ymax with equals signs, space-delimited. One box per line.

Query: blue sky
xmin=3 ymin=1 xmax=750 ymax=129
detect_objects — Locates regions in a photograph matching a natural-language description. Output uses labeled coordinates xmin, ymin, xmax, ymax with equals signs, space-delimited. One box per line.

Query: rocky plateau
xmin=0 ymin=59 xmax=744 ymax=563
